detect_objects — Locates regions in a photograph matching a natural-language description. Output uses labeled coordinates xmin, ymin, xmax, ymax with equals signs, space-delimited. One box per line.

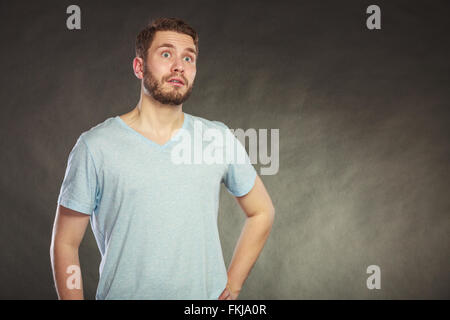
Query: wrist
xmin=226 ymin=282 xmax=241 ymax=295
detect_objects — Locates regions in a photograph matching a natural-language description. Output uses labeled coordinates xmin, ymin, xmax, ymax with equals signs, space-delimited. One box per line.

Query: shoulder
xmin=77 ymin=116 xmax=118 ymax=149
xmin=187 ymin=113 xmax=231 ymax=132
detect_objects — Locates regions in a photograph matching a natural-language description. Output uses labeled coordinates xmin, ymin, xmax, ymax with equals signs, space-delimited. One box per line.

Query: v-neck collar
xmin=115 ymin=112 xmax=189 ymax=151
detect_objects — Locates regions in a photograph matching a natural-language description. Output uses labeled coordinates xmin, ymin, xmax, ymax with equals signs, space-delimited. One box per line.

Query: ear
xmin=133 ymin=57 xmax=144 ymax=79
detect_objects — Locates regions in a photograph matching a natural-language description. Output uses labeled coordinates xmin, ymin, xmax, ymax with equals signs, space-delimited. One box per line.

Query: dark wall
xmin=0 ymin=0 xmax=449 ymax=299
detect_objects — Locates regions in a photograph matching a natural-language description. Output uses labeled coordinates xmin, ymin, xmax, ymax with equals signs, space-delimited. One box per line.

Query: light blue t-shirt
xmin=57 ymin=112 xmax=257 ymax=300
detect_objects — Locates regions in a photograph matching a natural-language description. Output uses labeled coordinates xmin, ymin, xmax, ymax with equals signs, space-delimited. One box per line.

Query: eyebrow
xmin=155 ymin=43 xmax=197 ymax=57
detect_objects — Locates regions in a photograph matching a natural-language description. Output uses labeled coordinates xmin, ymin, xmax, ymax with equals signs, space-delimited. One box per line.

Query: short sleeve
xmin=218 ymin=122 xmax=257 ymax=197
xmin=57 ymin=135 xmax=99 ymax=215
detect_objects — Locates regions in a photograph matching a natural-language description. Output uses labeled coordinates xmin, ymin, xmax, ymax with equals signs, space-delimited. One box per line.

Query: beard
xmin=142 ymin=61 xmax=194 ymax=106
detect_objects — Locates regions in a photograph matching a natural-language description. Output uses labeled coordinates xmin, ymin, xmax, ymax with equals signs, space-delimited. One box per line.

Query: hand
xmin=218 ymin=283 xmax=240 ymax=300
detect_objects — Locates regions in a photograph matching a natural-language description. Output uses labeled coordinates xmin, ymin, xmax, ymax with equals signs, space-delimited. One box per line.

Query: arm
xmin=219 ymin=175 xmax=275 ymax=299
xmin=50 ymin=205 xmax=90 ymax=300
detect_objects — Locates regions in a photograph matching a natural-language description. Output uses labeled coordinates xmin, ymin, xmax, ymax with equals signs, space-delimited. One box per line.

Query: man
xmin=50 ymin=17 xmax=275 ymax=300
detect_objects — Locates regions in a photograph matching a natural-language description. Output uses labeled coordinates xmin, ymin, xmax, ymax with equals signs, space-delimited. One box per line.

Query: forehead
xmin=150 ymin=31 xmax=196 ymax=52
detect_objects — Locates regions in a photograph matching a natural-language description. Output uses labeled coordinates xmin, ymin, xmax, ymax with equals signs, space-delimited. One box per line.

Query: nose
xmin=171 ymin=56 xmax=185 ymax=74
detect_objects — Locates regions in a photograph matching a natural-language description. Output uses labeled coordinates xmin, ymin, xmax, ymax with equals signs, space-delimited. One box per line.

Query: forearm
xmin=227 ymin=212 xmax=274 ymax=294
xmin=50 ymin=243 xmax=84 ymax=300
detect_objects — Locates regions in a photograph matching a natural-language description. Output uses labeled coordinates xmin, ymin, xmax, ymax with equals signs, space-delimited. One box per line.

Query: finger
xmin=218 ymin=289 xmax=229 ymax=300
xmin=222 ymin=289 xmax=230 ymax=300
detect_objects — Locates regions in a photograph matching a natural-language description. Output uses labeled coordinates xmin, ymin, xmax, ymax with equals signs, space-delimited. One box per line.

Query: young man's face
xmin=142 ymin=30 xmax=197 ymax=106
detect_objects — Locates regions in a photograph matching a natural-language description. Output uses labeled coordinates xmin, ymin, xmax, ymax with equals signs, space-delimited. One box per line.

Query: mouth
xmin=167 ymin=78 xmax=185 ymax=87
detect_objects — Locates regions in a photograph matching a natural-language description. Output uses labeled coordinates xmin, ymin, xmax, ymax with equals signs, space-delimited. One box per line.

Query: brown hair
xmin=135 ymin=17 xmax=199 ymax=61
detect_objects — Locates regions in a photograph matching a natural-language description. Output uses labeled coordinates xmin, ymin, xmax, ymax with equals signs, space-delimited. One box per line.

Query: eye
xmin=184 ymin=56 xmax=194 ymax=63
xmin=161 ymin=51 xmax=171 ymax=58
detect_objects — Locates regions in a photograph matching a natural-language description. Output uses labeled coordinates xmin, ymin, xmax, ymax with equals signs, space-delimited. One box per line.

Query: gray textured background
xmin=0 ymin=0 xmax=449 ymax=299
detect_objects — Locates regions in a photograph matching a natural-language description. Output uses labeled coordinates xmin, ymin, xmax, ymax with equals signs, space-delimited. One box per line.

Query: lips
xmin=167 ymin=77 xmax=185 ymax=86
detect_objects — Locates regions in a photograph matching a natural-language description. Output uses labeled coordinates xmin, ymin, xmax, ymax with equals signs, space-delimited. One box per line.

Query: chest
xmin=98 ymin=144 xmax=227 ymax=199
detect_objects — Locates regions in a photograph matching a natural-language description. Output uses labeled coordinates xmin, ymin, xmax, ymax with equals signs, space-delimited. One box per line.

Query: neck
xmin=127 ymin=91 xmax=185 ymax=135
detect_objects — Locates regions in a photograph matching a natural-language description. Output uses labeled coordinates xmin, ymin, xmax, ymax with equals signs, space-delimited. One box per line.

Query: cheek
xmin=189 ymin=67 xmax=197 ymax=82
xmin=147 ymin=58 xmax=168 ymax=77
xmin=152 ymin=65 xmax=166 ymax=78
